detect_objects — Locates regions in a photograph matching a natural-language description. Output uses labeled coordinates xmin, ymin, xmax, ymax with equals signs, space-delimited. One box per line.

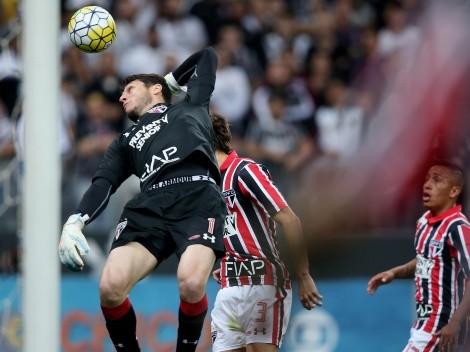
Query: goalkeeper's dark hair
xmin=121 ymin=74 xmax=172 ymax=104
xmin=210 ymin=112 xmax=233 ymax=154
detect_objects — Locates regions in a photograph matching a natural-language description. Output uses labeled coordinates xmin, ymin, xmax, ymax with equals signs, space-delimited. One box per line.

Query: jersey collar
xmin=220 ymin=151 xmax=238 ymax=172
xmin=426 ymin=204 xmax=461 ymax=224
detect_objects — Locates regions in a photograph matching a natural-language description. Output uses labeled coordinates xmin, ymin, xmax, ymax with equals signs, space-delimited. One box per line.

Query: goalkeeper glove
xmin=164 ymin=72 xmax=182 ymax=95
xmin=59 ymin=213 xmax=90 ymax=271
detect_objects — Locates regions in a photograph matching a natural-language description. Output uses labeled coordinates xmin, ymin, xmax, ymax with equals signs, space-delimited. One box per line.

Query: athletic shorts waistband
xmin=146 ymin=175 xmax=216 ymax=192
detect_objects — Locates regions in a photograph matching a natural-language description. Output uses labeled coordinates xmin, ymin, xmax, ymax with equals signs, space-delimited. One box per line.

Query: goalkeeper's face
xmin=120 ymin=80 xmax=157 ymax=122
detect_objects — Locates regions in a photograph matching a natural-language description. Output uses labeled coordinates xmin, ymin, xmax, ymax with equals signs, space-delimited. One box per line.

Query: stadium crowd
xmin=0 ymin=0 xmax=469 ymax=272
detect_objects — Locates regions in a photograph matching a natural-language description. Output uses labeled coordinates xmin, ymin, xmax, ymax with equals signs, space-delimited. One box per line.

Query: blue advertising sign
xmin=0 ymin=276 xmax=414 ymax=351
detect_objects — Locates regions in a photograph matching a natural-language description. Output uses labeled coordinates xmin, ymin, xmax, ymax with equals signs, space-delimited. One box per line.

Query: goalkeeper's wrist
xmin=65 ymin=213 xmax=89 ymax=228
xmin=164 ymin=72 xmax=181 ymax=93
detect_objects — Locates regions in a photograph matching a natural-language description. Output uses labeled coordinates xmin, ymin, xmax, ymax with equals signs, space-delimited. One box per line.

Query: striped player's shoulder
xmin=234 ymin=157 xmax=258 ymax=171
xmin=449 ymin=212 xmax=470 ymax=227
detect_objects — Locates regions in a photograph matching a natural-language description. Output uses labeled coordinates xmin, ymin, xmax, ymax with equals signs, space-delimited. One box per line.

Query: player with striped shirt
xmin=368 ymin=161 xmax=470 ymax=352
xmin=209 ymin=112 xmax=323 ymax=352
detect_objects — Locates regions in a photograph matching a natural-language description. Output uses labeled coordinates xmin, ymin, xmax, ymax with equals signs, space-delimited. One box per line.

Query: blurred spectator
xmin=117 ymin=23 xmax=167 ymax=77
xmin=61 ymin=46 xmax=93 ymax=89
xmin=84 ymin=50 xmax=125 ymax=130
xmin=304 ymin=51 xmax=332 ymax=108
xmin=314 ymin=78 xmax=364 ymax=162
xmin=73 ymin=91 xmax=119 ymax=183
xmin=71 ymin=90 xmax=121 ymax=233
xmin=328 ymin=0 xmax=364 ymax=83
xmin=210 ymin=45 xmax=251 ymax=138
xmin=252 ymin=59 xmax=315 ymax=132
xmin=0 ymin=25 xmax=21 ymax=81
xmin=111 ymin=0 xmax=145 ymax=57
xmin=245 ymin=90 xmax=314 ymax=199
xmin=190 ymin=0 xmax=225 ymax=45
xmin=0 ymin=100 xmax=15 ymax=163
xmin=216 ymin=23 xmax=263 ymax=82
xmin=262 ymin=12 xmax=312 ymax=68
xmin=222 ymin=0 xmax=267 ymax=72
xmin=377 ymin=0 xmax=420 ymax=58
xmin=155 ymin=0 xmax=208 ymax=53
xmin=117 ymin=23 xmax=189 ymax=78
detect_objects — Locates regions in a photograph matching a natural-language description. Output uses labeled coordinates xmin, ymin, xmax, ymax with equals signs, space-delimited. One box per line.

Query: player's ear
xmin=449 ymin=185 xmax=461 ymax=200
xmin=152 ymin=84 xmax=162 ymax=95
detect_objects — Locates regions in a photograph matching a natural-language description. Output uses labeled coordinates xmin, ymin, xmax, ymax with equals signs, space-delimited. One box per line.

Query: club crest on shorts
xmin=114 ymin=219 xmax=128 ymax=240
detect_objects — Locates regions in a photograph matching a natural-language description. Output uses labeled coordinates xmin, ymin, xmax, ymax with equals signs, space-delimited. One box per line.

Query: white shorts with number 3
xmin=211 ymin=285 xmax=292 ymax=352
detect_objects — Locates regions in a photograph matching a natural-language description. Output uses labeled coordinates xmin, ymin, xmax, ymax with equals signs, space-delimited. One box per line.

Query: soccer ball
xmin=67 ymin=6 xmax=117 ymax=53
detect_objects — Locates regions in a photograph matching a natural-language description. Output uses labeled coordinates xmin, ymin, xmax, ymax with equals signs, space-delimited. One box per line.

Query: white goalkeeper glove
xmin=164 ymin=72 xmax=182 ymax=95
xmin=59 ymin=213 xmax=90 ymax=271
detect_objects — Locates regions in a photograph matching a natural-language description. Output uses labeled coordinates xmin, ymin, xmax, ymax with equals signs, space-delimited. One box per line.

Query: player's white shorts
xmin=403 ymin=326 xmax=465 ymax=352
xmin=211 ymin=285 xmax=292 ymax=352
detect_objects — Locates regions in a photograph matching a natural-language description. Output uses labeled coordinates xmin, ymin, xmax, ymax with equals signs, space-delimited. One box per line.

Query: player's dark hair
xmin=210 ymin=112 xmax=233 ymax=154
xmin=121 ymin=74 xmax=172 ymax=104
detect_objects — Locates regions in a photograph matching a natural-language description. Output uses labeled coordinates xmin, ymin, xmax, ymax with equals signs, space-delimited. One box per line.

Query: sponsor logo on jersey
xmin=140 ymin=146 xmax=180 ymax=182
xmin=225 ymin=259 xmax=266 ymax=277
xmin=416 ymin=303 xmax=433 ymax=318
xmin=416 ymin=255 xmax=433 ymax=279
xmin=188 ymin=234 xmax=201 ymax=240
xmin=224 ymin=213 xmax=239 ymax=238
xmin=129 ymin=114 xmax=168 ymax=151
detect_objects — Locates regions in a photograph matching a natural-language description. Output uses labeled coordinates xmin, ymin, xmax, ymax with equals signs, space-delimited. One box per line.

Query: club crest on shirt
xmin=147 ymin=104 xmax=167 ymax=114
xmin=223 ymin=189 xmax=236 ymax=208
xmin=430 ymin=239 xmax=444 ymax=256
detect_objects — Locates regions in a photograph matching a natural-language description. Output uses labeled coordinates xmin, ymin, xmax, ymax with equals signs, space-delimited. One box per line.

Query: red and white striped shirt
xmin=413 ymin=205 xmax=470 ymax=334
xmin=219 ymin=151 xmax=291 ymax=289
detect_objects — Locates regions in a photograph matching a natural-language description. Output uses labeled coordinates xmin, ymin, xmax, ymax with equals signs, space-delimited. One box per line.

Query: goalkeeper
xmin=59 ymin=47 xmax=226 ymax=352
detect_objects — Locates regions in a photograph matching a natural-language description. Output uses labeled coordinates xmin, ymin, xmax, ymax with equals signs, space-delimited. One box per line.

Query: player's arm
xmin=273 ymin=206 xmax=323 ymax=310
xmin=164 ymin=47 xmax=217 ymax=108
xmin=238 ymin=163 xmax=322 ymax=309
xmin=367 ymin=258 xmax=416 ymax=295
xmin=58 ymin=177 xmax=116 ymax=272
xmin=59 ymin=138 xmax=130 ymax=271
xmin=434 ymin=281 xmax=470 ymax=349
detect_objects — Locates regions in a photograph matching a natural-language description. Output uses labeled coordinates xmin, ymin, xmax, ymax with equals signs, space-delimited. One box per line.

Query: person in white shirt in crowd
xmin=210 ymin=45 xmax=251 ymax=139
xmin=314 ymin=77 xmax=364 ymax=163
xmin=377 ymin=0 xmax=420 ymax=59
xmin=155 ymin=0 xmax=208 ymax=54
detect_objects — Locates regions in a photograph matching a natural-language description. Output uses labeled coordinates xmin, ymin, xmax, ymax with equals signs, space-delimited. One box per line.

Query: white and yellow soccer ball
xmin=67 ymin=5 xmax=117 ymax=53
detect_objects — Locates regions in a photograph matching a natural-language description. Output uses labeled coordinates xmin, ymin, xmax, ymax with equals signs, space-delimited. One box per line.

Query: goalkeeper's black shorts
xmin=110 ymin=180 xmax=226 ymax=264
